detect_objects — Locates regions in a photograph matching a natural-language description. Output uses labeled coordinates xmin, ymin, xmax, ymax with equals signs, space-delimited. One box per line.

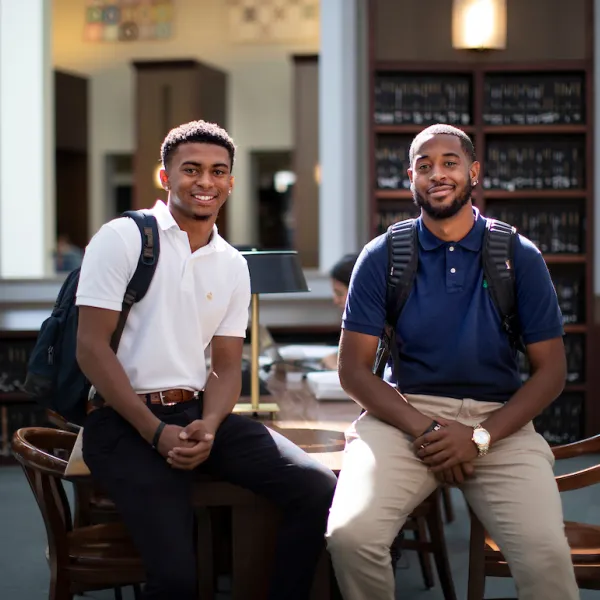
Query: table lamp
xmin=234 ymin=250 xmax=309 ymax=418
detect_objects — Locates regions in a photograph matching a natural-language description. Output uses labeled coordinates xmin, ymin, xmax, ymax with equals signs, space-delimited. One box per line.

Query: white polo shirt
xmin=76 ymin=200 xmax=251 ymax=394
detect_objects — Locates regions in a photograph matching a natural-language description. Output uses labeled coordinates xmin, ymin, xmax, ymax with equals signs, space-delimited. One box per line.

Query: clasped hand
xmin=156 ymin=420 xmax=215 ymax=470
xmin=413 ymin=418 xmax=478 ymax=485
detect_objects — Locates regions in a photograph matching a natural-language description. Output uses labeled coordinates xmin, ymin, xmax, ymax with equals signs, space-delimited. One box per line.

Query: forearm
xmin=482 ymin=366 xmax=564 ymax=444
xmin=77 ymin=342 xmax=160 ymax=443
xmin=340 ymin=368 xmax=433 ymax=438
xmin=201 ymin=368 xmax=242 ymax=434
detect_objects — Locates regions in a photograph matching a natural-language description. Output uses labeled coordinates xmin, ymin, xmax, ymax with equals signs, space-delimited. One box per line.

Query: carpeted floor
xmin=1 ymin=453 xmax=599 ymax=599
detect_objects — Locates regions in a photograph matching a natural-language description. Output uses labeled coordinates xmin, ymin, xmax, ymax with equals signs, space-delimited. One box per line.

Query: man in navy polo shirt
xmin=325 ymin=124 xmax=578 ymax=600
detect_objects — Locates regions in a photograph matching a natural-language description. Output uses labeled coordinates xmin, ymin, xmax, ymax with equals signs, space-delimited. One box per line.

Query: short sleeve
xmin=342 ymin=237 xmax=388 ymax=338
xmin=75 ymin=221 xmax=140 ymax=311
xmin=514 ymin=234 xmax=564 ymax=345
xmin=214 ymin=257 xmax=251 ymax=338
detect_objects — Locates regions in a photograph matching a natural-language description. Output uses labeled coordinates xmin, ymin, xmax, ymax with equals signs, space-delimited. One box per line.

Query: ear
xmin=159 ymin=168 xmax=169 ymax=190
xmin=228 ymin=175 xmax=235 ymax=194
xmin=469 ymin=161 xmax=481 ymax=185
xmin=407 ymin=167 xmax=414 ymax=184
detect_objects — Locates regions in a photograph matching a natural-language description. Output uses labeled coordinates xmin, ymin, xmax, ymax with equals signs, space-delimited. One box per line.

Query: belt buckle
xmin=159 ymin=391 xmax=178 ymax=406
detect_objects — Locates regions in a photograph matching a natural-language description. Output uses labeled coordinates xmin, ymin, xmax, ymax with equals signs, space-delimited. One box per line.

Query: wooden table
xmin=193 ymin=371 xmax=359 ymax=600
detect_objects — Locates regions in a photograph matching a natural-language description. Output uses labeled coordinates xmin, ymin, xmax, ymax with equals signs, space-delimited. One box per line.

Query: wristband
xmin=421 ymin=420 xmax=442 ymax=436
xmin=419 ymin=420 xmax=442 ymax=449
xmin=151 ymin=421 xmax=166 ymax=450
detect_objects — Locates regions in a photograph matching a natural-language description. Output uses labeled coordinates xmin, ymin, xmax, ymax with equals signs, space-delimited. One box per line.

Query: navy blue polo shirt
xmin=343 ymin=208 xmax=564 ymax=403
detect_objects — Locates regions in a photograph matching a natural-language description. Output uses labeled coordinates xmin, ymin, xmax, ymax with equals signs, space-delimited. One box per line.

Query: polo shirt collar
xmin=151 ymin=199 xmax=226 ymax=252
xmin=417 ymin=206 xmax=485 ymax=252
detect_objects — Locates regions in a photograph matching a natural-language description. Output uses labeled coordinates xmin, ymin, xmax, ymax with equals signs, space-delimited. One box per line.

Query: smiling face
xmin=160 ymin=142 xmax=234 ymax=225
xmin=408 ymin=134 xmax=480 ymax=221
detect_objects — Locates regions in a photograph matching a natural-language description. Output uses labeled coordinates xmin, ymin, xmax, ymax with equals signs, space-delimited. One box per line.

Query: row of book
xmin=375 ymin=138 xmax=412 ymax=189
xmin=484 ymin=206 xmax=584 ymax=254
xmin=519 ymin=335 xmax=585 ymax=383
xmin=374 ymin=76 xmax=471 ymax=126
xmin=0 ymin=340 xmax=32 ymax=394
xmin=483 ymin=75 xmax=584 ymax=126
xmin=484 ymin=141 xmax=585 ymax=190
xmin=551 ymin=276 xmax=585 ymax=325
xmin=373 ymin=73 xmax=584 ymax=129
xmin=374 ymin=137 xmax=586 ymax=192
xmin=0 ymin=403 xmax=47 ymax=457
xmin=533 ymin=393 xmax=584 ymax=445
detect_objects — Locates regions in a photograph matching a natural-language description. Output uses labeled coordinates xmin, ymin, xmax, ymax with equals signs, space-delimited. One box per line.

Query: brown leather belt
xmin=139 ymin=389 xmax=199 ymax=406
xmin=87 ymin=388 xmax=200 ymax=414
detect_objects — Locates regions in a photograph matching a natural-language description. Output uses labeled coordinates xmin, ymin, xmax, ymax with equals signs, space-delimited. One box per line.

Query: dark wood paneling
xmin=375 ymin=0 xmax=587 ymax=63
xmin=55 ymin=151 xmax=88 ymax=249
xmin=55 ymin=71 xmax=88 ymax=153
xmin=54 ymin=70 xmax=89 ymax=246
xmin=292 ymin=55 xmax=319 ymax=268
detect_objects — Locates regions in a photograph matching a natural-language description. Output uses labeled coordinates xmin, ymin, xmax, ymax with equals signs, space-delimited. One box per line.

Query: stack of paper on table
xmin=277 ymin=345 xmax=339 ymax=362
xmin=306 ymin=371 xmax=350 ymax=401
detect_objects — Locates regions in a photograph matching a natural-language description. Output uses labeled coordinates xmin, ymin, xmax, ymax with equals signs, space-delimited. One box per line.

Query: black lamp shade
xmin=241 ymin=250 xmax=309 ymax=295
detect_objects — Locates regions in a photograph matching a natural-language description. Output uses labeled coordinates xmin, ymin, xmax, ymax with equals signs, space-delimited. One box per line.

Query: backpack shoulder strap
xmin=385 ymin=218 xmax=419 ymax=328
xmin=109 ymin=211 xmax=160 ymax=351
xmin=482 ymin=218 xmax=525 ymax=353
xmin=373 ymin=218 xmax=418 ymax=379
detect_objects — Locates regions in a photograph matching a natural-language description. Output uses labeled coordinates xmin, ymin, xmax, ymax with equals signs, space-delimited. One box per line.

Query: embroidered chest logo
xmin=206 ymin=292 xmax=213 ymax=301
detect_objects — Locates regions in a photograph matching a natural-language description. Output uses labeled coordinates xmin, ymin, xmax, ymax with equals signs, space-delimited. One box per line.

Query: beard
xmin=412 ymin=180 xmax=473 ymax=220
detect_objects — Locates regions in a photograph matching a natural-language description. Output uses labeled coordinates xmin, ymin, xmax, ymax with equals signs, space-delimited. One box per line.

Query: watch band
xmin=151 ymin=421 xmax=166 ymax=450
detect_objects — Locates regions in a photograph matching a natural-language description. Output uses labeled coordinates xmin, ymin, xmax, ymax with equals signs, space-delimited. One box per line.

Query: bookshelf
xmin=0 ymin=330 xmax=47 ymax=463
xmin=369 ymin=56 xmax=595 ymax=441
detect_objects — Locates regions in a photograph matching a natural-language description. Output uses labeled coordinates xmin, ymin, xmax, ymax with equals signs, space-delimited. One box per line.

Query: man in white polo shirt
xmin=75 ymin=120 xmax=338 ymax=600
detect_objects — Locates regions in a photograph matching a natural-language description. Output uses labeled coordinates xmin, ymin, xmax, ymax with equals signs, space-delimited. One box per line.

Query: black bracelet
xmin=421 ymin=420 xmax=442 ymax=436
xmin=151 ymin=421 xmax=166 ymax=450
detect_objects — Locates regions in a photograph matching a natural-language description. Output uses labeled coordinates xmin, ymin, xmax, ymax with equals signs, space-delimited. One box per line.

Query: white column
xmin=0 ymin=0 xmax=54 ymax=278
xmin=319 ymin=0 xmax=364 ymax=273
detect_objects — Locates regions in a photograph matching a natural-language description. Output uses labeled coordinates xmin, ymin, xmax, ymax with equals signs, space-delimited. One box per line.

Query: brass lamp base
xmin=233 ymin=399 xmax=280 ymax=420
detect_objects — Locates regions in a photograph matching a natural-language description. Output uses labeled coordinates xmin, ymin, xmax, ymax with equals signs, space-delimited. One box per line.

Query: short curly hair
xmin=160 ymin=120 xmax=236 ymax=170
xmin=409 ymin=124 xmax=476 ymax=164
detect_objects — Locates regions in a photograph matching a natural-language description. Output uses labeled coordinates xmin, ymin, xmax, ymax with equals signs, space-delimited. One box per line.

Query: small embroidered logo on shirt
xmin=206 ymin=292 xmax=213 ymax=301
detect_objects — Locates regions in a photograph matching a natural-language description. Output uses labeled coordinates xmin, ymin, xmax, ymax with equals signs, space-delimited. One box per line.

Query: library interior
xmin=1 ymin=1 xmax=600 ymax=599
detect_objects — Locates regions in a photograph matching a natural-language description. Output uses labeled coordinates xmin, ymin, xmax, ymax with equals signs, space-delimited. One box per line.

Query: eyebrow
xmin=181 ymin=161 xmax=230 ymax=170
xmin=416 ymin=152 xmax=461 ymax=161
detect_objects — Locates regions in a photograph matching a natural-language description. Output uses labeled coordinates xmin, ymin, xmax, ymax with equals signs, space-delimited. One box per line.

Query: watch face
xmin=473 ymin=429 xmax=490 ymax=445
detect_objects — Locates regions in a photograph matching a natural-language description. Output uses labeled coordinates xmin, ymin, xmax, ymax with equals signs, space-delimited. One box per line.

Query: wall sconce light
xmin=452 ymin=0 xmax=507 ymax=50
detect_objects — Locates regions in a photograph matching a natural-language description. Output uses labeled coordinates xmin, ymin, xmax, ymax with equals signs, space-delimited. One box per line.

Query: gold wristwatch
xmin=472 ymin=424 xmax=491 ymax=457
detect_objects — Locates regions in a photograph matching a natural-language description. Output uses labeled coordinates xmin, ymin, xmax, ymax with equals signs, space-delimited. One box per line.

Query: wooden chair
xmin=11 ymin=427 xmax=145 ymax=600
xmin=467 ymin=434 xmax=600 ymax=600
xmin=399 ymin=488 xmax=457 ymax=600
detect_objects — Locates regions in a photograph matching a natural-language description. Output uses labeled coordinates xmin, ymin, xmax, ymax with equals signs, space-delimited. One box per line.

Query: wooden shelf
xmin=0 ymin=393 xmax=33 ymax=405
xmin=564 ymin=384 xmax=587 ymax=393
xmin=483 ymin=125 xmax=587 ymax=135
xmin=542 ymin=254 xmax=586 ymax=264
xmin=564 ymin=324 xmax=588 ymax=334
xmin=375 ymin=124 xmax=475 ymax=135
xmin=484 ymin=190 xmax=586 ymax=199
xmin=376 ymin=189 xmax=413 ymax=200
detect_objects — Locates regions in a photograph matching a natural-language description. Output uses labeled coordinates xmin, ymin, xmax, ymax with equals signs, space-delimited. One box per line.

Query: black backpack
xmin=373 ymin=218 xmax=525 ymax=379
xmin=23 ymin=211 xmax=160 ymax=425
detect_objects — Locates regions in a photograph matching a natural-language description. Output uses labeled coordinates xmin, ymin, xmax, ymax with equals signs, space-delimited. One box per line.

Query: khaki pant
xmin=325 ymin=394 xmax=579 ymax=600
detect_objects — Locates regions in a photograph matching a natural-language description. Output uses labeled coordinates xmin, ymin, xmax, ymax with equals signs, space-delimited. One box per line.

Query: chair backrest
xmin=11 ymin=427 xmax=79 ymax=568
xmin=551 ymin=434 xmax=600 ymax=492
